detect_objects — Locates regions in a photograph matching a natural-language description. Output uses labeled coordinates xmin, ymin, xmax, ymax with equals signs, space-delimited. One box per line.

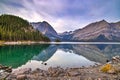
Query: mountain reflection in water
xmin=0 ymin=43 xmax=120 ymax=70
xmin=0 ymin=44 xmax=49 ymax=68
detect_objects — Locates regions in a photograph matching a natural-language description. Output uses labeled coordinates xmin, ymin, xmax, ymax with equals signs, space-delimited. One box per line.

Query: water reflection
xmin=45 ymin=49 xmax=95 ymax=68
xmin=0 ymin=43 xmax=120 ymax=70
xmin=16 ymin=48 xmax=96 ymax=70
xmin=32 ymin=45 xmax=57 ymax=62
xmin=0 ymin=44 xmax=49 ymax=68
xmin=94 ymin=44 xmax=120 ymax=60
xmin=58 ymin=44 xmax=120 ymax=63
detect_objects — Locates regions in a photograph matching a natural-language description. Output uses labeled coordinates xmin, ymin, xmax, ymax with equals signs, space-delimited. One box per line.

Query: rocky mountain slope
xmin=31 ymin=21 xmax=60 ymax=41
xmin=71 ymin=20 xmax=120 ymax=41
xmin=32 ymin=19 xmax=120 ymax=42
xmin=58 ymin=31 xmax=74 ymax=41
xmin=59 ymin=20 xmax=120 ymax=42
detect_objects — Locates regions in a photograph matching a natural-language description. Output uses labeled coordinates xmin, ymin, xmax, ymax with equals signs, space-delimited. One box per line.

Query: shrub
xmin=101 ymin=64 xmax=112 ymax=72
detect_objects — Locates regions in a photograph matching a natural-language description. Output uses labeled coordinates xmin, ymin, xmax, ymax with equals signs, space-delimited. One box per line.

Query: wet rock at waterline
xmin=0 ymin=65 xmax=12 ymax=79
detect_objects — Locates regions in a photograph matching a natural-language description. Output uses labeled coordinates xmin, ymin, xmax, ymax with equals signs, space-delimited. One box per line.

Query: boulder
xmin=16 ymin=74 xmax=27 ymax=80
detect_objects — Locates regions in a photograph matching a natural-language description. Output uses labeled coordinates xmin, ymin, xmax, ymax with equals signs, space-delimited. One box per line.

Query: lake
xmin=0 ymin=42 xmax=120 ymax=70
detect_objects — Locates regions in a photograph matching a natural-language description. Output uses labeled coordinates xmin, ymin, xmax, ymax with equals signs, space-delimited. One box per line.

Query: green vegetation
xmin=0 ymin=14 xmax=50 ymax=41
xmin=101 ymin=64 xmax=112 ymax=73
xmin=101 ymin=63 xmax=120 ymax=74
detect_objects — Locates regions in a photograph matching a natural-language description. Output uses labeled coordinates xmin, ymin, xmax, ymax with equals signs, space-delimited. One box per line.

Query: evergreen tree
xmin=0 ymin=14 xmax=50 ymax=41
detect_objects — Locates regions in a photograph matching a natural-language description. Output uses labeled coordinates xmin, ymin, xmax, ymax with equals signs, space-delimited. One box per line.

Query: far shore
xmin=1 ymin=41 xmax=120 ymax=45
xmin=0 ymin=41 xmax=51 ymax=45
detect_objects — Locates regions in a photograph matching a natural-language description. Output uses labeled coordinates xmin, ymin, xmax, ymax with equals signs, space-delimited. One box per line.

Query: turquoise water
xmin=0 ymin=43 xmax=120 ymax=70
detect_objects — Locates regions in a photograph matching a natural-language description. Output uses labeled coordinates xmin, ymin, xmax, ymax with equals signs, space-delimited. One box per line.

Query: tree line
xmin=0 ymin=14 xmax=50 ymax=41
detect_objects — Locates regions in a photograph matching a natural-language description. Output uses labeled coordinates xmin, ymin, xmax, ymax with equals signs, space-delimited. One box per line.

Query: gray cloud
xmin=0 ymin=0 xmax=119 ymax=33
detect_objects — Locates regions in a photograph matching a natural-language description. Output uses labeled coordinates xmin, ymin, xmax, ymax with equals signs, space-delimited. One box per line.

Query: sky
xmin=0 ymin=0 xmax=120 ymax=33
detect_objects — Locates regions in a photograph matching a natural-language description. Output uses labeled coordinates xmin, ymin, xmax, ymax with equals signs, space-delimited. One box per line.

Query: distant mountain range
xmin=71 ymin=20 xmax=120 ymax=42
xmin=1 ymin=14 xmax=120 ymax=42
xmin=32 ymin=20 xmax=120 ymax=42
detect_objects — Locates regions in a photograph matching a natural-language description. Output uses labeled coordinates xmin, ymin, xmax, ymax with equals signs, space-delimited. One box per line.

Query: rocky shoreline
xmin=0 ymin=56 xmax=120 ymax=80
xmin=0 ymin=65 xmax=12 ymax=79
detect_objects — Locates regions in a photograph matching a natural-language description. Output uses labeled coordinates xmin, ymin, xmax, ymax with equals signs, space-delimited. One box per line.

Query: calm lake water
xmin=0 ymin=43 xmax=120 ymax=70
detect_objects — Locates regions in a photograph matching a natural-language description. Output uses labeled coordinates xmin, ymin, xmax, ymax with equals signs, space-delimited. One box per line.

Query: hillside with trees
xmin=0 ymin=14 xmax=50 ymax=41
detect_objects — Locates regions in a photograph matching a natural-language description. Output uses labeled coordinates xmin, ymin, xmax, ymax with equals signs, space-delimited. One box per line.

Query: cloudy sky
xmin=0 ymin=0 xmax=120 ymax=33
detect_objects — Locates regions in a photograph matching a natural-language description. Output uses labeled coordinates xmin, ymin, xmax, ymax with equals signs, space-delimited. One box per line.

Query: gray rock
xmin=0 ymin=72 xmax=10 ymax=79
xmin=68 ymin=71 xmax=80 ymax=76
xmin=16 ymin=74 xmax=27 ymax=80
xmin=13 ymin=68 xmax=31 ymax=75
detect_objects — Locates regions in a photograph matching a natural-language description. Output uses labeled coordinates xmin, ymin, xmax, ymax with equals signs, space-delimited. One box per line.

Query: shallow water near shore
xmin=0 ymin=42 xmax=120 ymax=71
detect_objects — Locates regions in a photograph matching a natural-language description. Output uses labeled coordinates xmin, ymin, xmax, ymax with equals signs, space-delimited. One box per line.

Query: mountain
xmin=58 ymin=44 xmax=107 ymax=63
xmin=60 ymin=20 xmax=120 ymax=42
xmin=31 ymin=21 xmax=60 ymax=41
xmin=32 ymin=45 xmax=57 ymax=62
xmin=58 ymin=31 xmax=74 ymax=41
xmin=59 ymin=29 xmax=83 ymax=41
xmin=0 ymin=14 xmax=50 ymax=41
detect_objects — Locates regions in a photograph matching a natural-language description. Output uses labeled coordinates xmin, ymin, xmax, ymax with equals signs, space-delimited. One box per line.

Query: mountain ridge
xmin=31 ymin=21 xmax=60 ymax=41
xmin=57 ymin=20 xmax=120 ymax=42
xmin=31 ymin=19 xmax=120 ymax=42
xmin=1 ymin=14 xmax=120 ymax=42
